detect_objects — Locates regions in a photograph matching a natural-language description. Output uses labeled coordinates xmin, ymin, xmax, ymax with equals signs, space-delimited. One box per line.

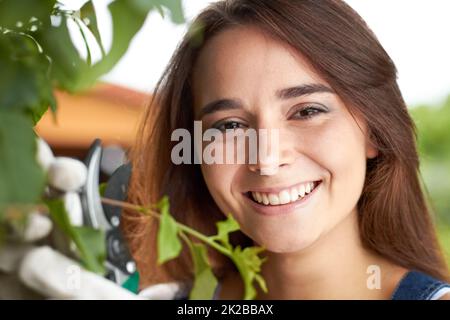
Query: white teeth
xmin=290 ymin=188 xmax=299 ymax=202
xmin=268 ymin=194 xmax=280 ymax=205
xmin=262 ymin=193 xmax=269 ymax=205
xmin=298 ymin=184 xmax=306 ymax=197
xmin=250 ymin=181 xmax=318 ymax=206
xmin=279 ymin=190 xmax=290 ymax=205
xmin=305 ymin=183 xmax=311 ymax=193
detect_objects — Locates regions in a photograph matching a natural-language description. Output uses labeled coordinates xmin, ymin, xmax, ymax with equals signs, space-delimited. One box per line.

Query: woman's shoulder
xmin=391 ymin=269 xmax=450 ymax=300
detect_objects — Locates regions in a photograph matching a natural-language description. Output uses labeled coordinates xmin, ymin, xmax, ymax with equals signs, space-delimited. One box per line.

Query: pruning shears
xmin=79 ymin=139 xmax=136 ymax=286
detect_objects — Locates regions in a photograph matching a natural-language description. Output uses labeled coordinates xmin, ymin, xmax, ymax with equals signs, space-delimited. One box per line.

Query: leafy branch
xmin=0 ymin=0 xmax=184 ymax=214
xmin=101 ymin=196 xmax=268 ymax=300
xmin=0 ymin=0 xmax=183 ymax=275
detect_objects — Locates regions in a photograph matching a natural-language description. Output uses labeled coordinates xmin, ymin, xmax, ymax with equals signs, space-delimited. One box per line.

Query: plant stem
xmin=101 ymin=197 xmax=160 ymax=219
xmin=100 ymin=197 xmax=231 ymax=256
xmin=176 ymin=223 xmax=231 ymax=257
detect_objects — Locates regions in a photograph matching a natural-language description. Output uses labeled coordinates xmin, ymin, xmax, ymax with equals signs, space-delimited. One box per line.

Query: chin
xmin=246 ymin=224 xmax=322 ymax=254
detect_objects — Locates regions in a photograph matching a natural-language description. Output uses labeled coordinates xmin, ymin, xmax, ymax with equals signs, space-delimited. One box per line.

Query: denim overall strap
xmin=391 ymin=270 xmax=450 ymax=300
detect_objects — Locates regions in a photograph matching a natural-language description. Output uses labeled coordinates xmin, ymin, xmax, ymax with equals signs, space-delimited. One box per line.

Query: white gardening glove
xmin=19 ymin=245 xmax=188 ymax=300
xmin=0 ymin=138 xmax=187 ymax=300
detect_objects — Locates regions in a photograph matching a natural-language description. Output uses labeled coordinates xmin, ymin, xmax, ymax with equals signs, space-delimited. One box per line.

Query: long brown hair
xmin=123 ymin=0 xmax=450 ymax=288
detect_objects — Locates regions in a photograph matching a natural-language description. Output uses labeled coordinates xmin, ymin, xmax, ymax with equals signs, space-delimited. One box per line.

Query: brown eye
xmin=214 ymin=120 xmax=247 ymax=132
xmin=290 ymin=105 xmax=327 ymax=120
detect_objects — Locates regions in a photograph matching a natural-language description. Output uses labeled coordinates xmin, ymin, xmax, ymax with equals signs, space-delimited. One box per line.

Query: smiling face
xmin=191 ymin=26 xmax=377 ymax=253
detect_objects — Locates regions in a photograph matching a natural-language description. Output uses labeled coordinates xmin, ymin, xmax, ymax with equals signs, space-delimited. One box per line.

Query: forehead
xmin=191 ymin=25 xmax=326 ymax=107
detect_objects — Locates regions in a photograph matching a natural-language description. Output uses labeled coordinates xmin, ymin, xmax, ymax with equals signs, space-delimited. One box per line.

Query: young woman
xmin=123 ymin=0 xmax=450 ymax=299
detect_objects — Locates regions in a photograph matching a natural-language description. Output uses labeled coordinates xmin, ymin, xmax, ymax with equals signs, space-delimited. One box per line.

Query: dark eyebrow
xmin=276 ymin=83 xmax=334 ymax=100
xmin=198 ymin=98 xmax=242 ymax=118
xmin=198 ymin=83 xmax=333 ymax=118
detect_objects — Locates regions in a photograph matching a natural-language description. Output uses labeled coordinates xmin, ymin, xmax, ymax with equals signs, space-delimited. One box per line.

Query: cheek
xmin=308 ymin=116 xmax=367 ymax=214
xmin=200 ymin=164 xmax=238 ymax=214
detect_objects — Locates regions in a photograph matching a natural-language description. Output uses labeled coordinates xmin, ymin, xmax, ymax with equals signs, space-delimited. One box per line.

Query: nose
xmin=247 ymin=127 xmax=296 ymax=176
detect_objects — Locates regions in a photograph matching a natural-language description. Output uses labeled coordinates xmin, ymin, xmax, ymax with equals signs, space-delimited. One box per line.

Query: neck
xmin=255 ymin=209 xmax=407 ymax=299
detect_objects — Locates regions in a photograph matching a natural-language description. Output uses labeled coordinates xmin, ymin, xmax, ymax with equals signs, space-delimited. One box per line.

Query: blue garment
xmin=212 ymin=270 xmax=450 ymax=300
xmin=391 ymin=270 xmax=450 ymax=300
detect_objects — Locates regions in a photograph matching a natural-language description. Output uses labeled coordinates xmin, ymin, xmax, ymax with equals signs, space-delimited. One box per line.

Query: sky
xmin=94 ymin=0 xmax=450 ymax=106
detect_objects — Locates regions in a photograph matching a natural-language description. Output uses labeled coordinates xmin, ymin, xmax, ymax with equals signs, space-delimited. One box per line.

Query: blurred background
xmin=35 ymin=0 xmax=450 ymax=263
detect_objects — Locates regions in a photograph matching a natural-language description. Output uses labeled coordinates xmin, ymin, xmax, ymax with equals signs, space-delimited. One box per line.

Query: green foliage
xmin=0 ymin=32 xmax=56 ymax=122
xmin=0 ymin=0 xmax=268 ymax=299
xmin=80 ymin=1 xmax=105 ymax=57
xmin=156 ymin=196 xmax=183 ymax=264
xmin=410 ymin=96 xmax=450 ymax=265
xmin=0 ymin=0 xmax=185 ymax=212
xmin=411 ymin=96 xmax=450 ymax=161
xmin=0 ymin=112 xmax=45 ymax=210
xmin=229 ymin=246 xmax=268 ymax=299
xmin=187 ymin=242 xmax=218 ymax=300
xmin=0 ymin=0 xmax=184 ymax=278
xmin=0 ymin=0 xmax=56 ymax=31
xmin=410 ymin=96 xmax=450 ymax=224
xmin=154 ymin=196 xmax=267 ymax=300
xmin=46 ymin=198 xmax=106 ymax=274
xmin=210 ymin=215 xmax=240 ymax=248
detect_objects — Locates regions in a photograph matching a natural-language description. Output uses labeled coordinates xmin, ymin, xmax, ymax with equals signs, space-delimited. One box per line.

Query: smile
xmin=246 ymin=180 xmax=322 ymax=206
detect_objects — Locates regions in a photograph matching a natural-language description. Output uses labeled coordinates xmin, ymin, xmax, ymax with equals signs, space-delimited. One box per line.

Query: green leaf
xmin=210 ymin=214 xmax=240 ymax=249
xmin=230 ymin=246 xmax=267 ymax=300
xmin=208 ymin=214 xmax=267 ymax=299
xmin=46 ymin=198 xmax=106 ymax=274
xmin=87 ymin=0 xmax=149 ymax=79
xmin=0 ymin=111 xmax=45 ymax=209
xmin=88 ymin=0 xmax=184 ymax=79
xmin=73 ymin=225 xmax=106 ymax=273
xmin=142 ymin=197 xmax=268 ymax=300
xmin=254 ymin=273 xmax=268 ymax=293
xmin=0 ymin=0 xmax=56 ymax=30
xmin=0 ymin=32 xmax=56 ymax=124
xmin=80 ymin=1 xmax=105 ymax=56
xmin=34 ymin=15 xmax=90 ymax=92
xmin=188 ymin=242 xmax=218 ymax=300
xmin=150 ymin=0 xmax=185 ymax=24
xmin=156 ymin=196 xmax=182 ymax=264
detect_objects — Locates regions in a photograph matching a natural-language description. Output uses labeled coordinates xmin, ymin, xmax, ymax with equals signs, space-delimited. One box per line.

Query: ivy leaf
xmin=46 ymin=198 xmax=106 ymax=274
xmin=156 ymin=196 xmax=182 ymax=264
xmin=188 ymin=242 xmax=218 ymax=300
xmin=210 ymin=214 xmax=240 ymax=249
xmin=0 ymin=111 xmax=45 ymax=210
